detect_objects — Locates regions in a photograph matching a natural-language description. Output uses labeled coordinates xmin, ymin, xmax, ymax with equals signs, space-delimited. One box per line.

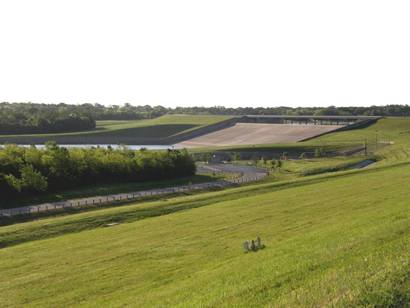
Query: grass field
xmin=0 ymin=114 xmax=232 ymax=144
xmin=279 ymin=156 xmax=367 ymax=173
xmin=0 ymin=162 xmax=409 ymax=306
xmin=232 ymin=156 xmax=368 ymax=182
xmin=272 ymin=156 xmax=371 ymax=179
xmin=0 ymin=117 xmax=409 ymax=307
xmin=311 ymin=117 xmax=410 ymax=162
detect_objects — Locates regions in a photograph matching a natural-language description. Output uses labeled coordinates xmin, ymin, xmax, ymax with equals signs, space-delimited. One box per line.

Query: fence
xmin=0 ymin=172 xmax=267 ymax=218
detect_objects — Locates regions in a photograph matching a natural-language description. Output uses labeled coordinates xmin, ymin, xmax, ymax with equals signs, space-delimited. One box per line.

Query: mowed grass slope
xmin=92 ymin=115 xmax=232 ymax=138
xmin=311 ymin=117 xmax=410 ymax=162
xmin=0 ymin=114 xmax=231 ymax=144
xmin=0 ymin=162 xmax=409 ymax=306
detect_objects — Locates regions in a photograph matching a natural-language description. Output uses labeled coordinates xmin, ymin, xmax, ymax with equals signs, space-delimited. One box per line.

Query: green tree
xmin=20 ymin=165 xmax=48 ymax=192
xmin=314 ymin=148 xmax=324 ymax=158
xmin=232 ymin=152 xmax=241 ymax=161
xmin=268 ymin=159 xmax=282 ymax=173
xmin=0 ymin=144 xmax=195 ymax=199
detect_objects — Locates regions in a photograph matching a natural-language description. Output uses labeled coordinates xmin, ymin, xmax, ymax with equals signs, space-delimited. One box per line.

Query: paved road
xmin=351 ymin=159 xmax=376 ymax=169
xmin=0 ymin=164 xmax=267 ymax=217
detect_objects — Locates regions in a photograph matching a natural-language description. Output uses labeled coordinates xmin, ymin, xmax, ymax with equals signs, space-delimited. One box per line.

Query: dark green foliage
xmin=0 ymin=103 xmax=96 ymax=134
xmin=232 ymin=153 xmax=241 ymax=161
xmin=0 ymin=103 xmax=169 ymax=135
xmin=0 ymin=144 xmax=195 ymax=199
xmin=268 ymin=159 xmax=282 ymax=172
xmin=4 ymin=165 xmax=48 ymax=193
xmin=314 ymin=148 xmax=325 ymax=158
xmin=2 ymin=102 xmax=410 ymax=136
xmin=169 ymin=104 xmax=410 ymax=116
xmin=356 ymin=269 xmax=410 ymax=307
xmin=87 ymin=103 xmax=168 ymax=120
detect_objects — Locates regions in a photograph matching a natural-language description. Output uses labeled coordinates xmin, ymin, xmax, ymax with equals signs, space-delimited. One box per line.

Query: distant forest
xmin=1 ymin=102 xmax=410 ymax=135
xmin=169 ymin=105 xmax=410 ymax=117
xmin=0 ymin=103 xmax=167 ymax=135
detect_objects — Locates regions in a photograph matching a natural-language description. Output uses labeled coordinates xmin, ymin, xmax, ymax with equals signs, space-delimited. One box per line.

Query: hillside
xmin=311 ymin=117 xmax=410 ymax=162
xmin=0 ymin=115 xmax=232 ymax=145
xmin=0 ymin=117 xmax=409 ymax=307
xmin=0 ymin=162 xmax=409 ymax=306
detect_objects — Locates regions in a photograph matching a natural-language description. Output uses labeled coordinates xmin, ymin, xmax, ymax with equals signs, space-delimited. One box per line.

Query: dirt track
xmin=177 ymin=123 xmax=343 ymax=148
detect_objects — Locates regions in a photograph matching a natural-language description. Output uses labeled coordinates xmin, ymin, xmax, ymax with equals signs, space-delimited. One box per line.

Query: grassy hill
xmin=0 ymin=162 xmax=409 ymax=306
xmin=0 ymin=114 xmax=232 ymax=145
xmin=310 ymin=117 xmax=410 ymax=162
xmin=0 ymin=117 xmax=409 ymax=307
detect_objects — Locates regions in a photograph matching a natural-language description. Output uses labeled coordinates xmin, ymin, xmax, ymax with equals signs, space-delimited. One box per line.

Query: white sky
xmin=0 ymin=0 xmax=409 ymax=108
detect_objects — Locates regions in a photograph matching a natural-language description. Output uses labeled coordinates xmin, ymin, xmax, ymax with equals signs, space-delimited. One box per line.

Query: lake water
xmin=0 ymin=144 xmax=177 ymax=150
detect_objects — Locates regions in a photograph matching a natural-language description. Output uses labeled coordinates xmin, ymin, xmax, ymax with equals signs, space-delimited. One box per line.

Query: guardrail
xmin=0 ymin=172 xmax=267 ymax=218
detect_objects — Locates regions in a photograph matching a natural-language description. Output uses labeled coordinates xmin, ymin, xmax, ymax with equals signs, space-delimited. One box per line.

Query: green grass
xmin=232 ymin=156 xmax=369 ymax=182
xmin=310 ymin=117 xmax=410 ymax=162
xmin=0 ymin=161 xmax=409 ymax=306
xmin=0 ymin=116 xmax=409 ymax=307
xmin=280 ymin=156 xmax=367 ymax=173
xmin=92 ymin=114 xmax=231 ymax=138
xmin=189 ymin=142 xmax=351 ymax=155
xmin=0 ymin=114 xmax=232 ymax=144
xmin=284 ymin=156 xmax=378 ymax=178
xmin=239 ymin=156 xmax=367 ymax=173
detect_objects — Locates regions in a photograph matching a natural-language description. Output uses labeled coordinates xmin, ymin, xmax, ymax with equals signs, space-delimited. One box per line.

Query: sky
xmin=0 ymin=0 xmax=409 ymax=108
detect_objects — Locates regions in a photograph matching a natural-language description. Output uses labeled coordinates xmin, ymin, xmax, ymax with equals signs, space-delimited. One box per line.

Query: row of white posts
xmin=0 ymin=174 xmax=266 ymax=218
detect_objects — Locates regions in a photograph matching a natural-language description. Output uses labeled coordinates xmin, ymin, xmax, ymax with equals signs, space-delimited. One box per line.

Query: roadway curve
xmin=197 ymin=163 xmax=267 ymax=182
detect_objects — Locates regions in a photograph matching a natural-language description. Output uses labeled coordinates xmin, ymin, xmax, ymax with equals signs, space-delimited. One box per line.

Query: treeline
xmin=0 ymin=103 xmax=168 ymax=135
xmin=169 ymin=105 xmax=410 ymax=116
xmin=0 ymin=143 xmax=195 ymax=199
xmin=0 ymin=103 xmax=95 ymax=135
xmin=2 ymin=103 xmax=410 ymax=135
xmin=86 ymin=103 xmax=168 ymax=120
